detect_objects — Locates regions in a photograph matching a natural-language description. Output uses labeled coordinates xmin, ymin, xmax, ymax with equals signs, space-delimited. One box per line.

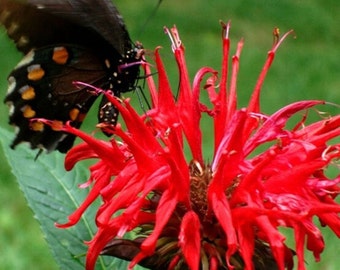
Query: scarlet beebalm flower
xmin=45 ymin=22 xmax=340 ymax=269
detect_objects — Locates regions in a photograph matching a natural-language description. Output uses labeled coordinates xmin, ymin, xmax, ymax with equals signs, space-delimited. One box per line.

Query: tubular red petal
xmin=246 ymin=30 xmax=295 ymax=124
xmin=179 ymin=211 xmax=201 ymax=270
xmin=56 ymin=163 xmax=111 ymax=228
xmin=154 ymin=47 xmax=176 ymax=112
xmin=143 ymin=56 xmax=158 ymax=108
xmin=227 ymin=38 xmax=244 ymax=122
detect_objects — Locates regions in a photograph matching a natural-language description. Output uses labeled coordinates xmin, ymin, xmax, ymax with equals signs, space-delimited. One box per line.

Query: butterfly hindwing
xmin=5 ymin=45 xmax=107 ymax=152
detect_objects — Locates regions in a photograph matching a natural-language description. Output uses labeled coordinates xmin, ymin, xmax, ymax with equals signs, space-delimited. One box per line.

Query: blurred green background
xmin=0 ymin=0 xmax=339 ymax=269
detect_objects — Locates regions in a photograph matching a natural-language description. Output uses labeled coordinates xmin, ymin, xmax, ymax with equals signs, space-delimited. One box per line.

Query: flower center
xmin=189 ymin=160 xmax=212 ymax=222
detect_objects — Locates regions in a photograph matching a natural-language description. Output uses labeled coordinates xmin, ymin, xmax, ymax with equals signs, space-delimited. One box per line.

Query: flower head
xmin=49 ymin=22 xmax=340 ymax=270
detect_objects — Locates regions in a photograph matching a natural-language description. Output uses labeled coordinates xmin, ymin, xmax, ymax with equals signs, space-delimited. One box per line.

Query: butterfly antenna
xmin=135 ymin=85 xmax=151 ymax=114
xmin=138 ymin=0 xmax=163 ymax=35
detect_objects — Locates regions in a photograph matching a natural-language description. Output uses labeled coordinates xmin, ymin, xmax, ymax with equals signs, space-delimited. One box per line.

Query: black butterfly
xmin=0 ymin=0 xmax=142 ymax=153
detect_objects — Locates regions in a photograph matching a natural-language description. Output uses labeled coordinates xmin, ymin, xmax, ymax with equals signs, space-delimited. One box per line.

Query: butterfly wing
xmin=0 ymin=0 xmax=140 ymax=153
xmin=0 ymin=0 xmax=132 ymax=55
xmin=5 ymin=45 xmax=107 ymax=152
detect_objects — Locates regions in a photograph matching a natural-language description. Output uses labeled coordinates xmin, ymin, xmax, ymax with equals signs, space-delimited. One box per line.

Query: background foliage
xmin=0 ymin=0 xmax=339 ymax=269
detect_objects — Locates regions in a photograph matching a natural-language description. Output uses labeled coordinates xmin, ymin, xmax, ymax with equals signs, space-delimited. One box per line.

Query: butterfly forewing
xmin=0 ymin=0 xmax=141 ymax=153
xmin=0 ymin=0 xmax=132 ymax=55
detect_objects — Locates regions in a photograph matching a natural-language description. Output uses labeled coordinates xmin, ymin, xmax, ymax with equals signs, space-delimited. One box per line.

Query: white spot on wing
xmin=7 ymin=103 xmax=15 ymax=116
xmin=15 ymin=50 xmax=35 ymax=69
xmin=17 ymin=35 xmax=29 ymax=47
xmin=105 ymin=59 xmax=111 ymax=68
xmin=0 ymin=9 xmax=11 ymax=23
xmin=27 ymin=64 xmax=41 ymax=73
xmin=18 ymin=85 xmax=29 ymax=94
xmin=13 ymin=126 xmax=19 ymax=135
xmin=7 ymin=22 xmax=19 ymax=35
xmin=7 ymin=76 xmax=16 ymax=94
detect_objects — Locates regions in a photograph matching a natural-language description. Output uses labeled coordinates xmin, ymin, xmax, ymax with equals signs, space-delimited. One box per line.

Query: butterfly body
xmin=0 ymin=0 xmax=141 ymax=152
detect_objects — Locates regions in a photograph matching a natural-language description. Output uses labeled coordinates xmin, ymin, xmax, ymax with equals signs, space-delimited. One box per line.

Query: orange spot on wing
xmin=27 ymin=65 xmax=45 ymax=81
xmin=21 ymin=86 xmax=35 ymax=100
xmin=31 ymin=121 xmax=44 ymax=131
xmin=53 ymin=47 xmax=69 ymax=65
xmin=69 ymin=108 xmax=80 ymax=121
xmin=22 ymin=105 xmax=36 ymax=118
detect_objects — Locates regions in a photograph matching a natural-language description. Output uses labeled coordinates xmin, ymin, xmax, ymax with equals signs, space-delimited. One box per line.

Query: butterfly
xmin=0 ymin=0 xmax=142 ymax=153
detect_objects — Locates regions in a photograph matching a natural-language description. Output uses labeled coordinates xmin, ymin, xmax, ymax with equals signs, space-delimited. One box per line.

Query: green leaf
xmin=0 ymin=127 xmax=133 ymax=270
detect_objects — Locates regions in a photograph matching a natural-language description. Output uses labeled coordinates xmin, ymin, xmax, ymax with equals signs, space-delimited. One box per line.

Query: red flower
xmin=44 ymin=22 xmax=340 ymax=269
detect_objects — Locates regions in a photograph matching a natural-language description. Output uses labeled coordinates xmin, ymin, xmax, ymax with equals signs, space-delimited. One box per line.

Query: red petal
xmin=179 ymin=211 xmax=201 ymax=270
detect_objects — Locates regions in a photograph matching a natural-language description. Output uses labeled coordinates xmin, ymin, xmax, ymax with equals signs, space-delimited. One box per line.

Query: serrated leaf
xmin=0 ymin=127 xmax=134 ymax=270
